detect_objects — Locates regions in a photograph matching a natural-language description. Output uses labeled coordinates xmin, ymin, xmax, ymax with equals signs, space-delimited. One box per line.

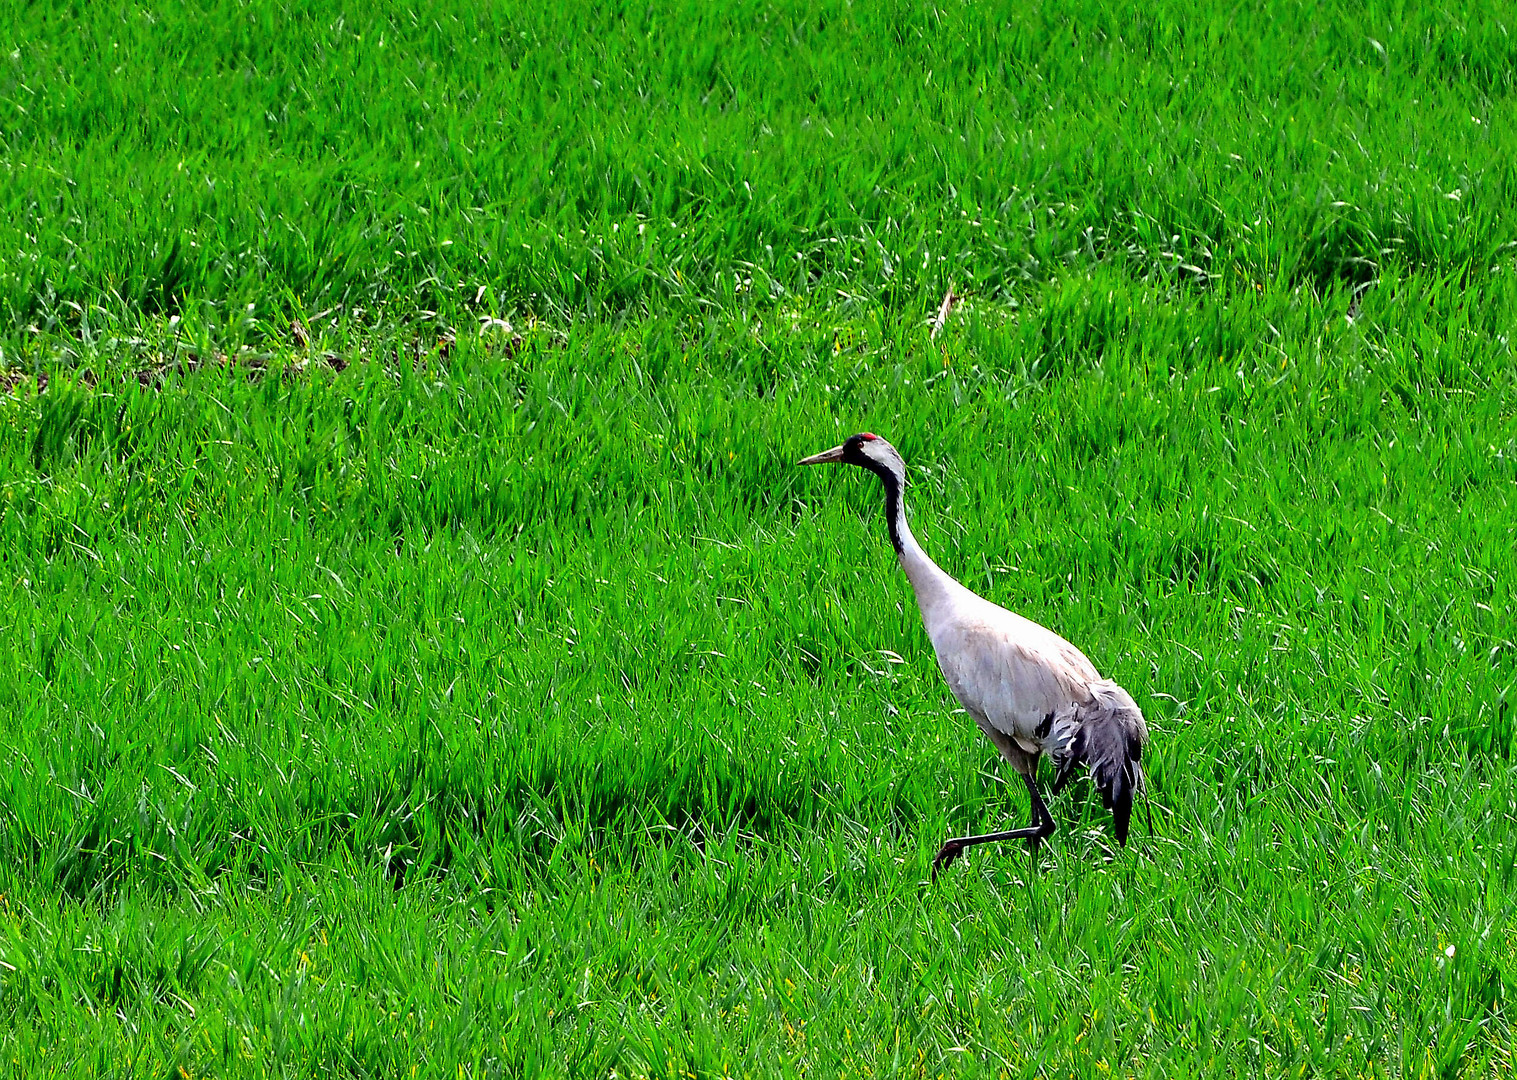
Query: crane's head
xmin=797 ymin=432 xmax=906 ymax=489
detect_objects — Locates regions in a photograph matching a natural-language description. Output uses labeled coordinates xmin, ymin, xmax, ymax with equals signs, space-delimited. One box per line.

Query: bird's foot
xmin=1025 ymin=835 xmax=1042 ymax=855
xmin=932 ymin=839 xmax=967 ymax=879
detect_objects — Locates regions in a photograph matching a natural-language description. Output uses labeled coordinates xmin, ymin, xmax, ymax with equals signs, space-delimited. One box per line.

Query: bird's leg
xmin=932 ymin=825 xmax=1043 ymax=878
xmin=932 ymin=773 xmax=1058 ymax=878
xmin=1022 ymin=774 xmax=1056 ymax=854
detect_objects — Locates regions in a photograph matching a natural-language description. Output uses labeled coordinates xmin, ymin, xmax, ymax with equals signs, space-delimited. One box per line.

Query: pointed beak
xmin=797 ymin=444 xmax=846 ymax=466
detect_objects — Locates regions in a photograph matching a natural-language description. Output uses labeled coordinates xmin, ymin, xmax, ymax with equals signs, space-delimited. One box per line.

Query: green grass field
xmin=2 ymin=1 xmax=1516 ymax=1075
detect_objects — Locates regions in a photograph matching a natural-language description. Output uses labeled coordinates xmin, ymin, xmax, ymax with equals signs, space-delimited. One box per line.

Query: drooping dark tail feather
xmin=1108 ymin=760 xmax=1138 ymax=845
xmin=1050 ymin=681 xmax=1149 ymax=846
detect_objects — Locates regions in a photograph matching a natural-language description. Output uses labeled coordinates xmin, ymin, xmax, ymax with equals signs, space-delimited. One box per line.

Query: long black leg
xmin=1023 ymin=773 xmax=1056 ymax=851
xmin=933 ymin=772 xmax=1056 ymax=878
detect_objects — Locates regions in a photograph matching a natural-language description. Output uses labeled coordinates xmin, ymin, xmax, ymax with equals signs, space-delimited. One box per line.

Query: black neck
xmin=863 ymin=461 xmax=905 ymax=555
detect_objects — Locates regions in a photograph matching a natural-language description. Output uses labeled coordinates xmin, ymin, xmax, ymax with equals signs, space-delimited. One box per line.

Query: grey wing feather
xmin=930 ymin=613 xmax=1099 ymax=746
xmin=1050 ymin=680 xmax=1148 ymax=845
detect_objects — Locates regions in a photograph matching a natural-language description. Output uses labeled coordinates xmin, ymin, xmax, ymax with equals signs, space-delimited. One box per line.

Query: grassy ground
xmin=2 ymin=1 xmax=1516 ymax=1076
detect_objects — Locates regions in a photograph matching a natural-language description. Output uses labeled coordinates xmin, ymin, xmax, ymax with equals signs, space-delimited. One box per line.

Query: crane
xmin=798 ymin=433 xmax=1149 ymax=876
